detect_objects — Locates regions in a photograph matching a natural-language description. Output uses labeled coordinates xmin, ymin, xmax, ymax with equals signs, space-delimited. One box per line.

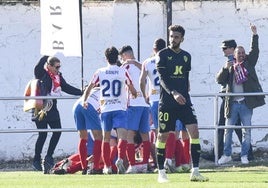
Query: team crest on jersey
xmin=100 ymin=100 xmax=105 ymax=106
xmin=159 ymin=123 xmax=166 ymax=130
xmin=184 ymin=55 xmax=188 ymax=62
xmin=168 ymin=56 xmax=172 ymax=61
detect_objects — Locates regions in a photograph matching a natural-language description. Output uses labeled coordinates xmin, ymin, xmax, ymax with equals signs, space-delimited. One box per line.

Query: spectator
xmin=33 ymin=56 xmax=82 ymax=174
xmin=203 ymin=39 xmax=253 ymax=161
xmin=216 ymin=24 xmax=265 ymax=165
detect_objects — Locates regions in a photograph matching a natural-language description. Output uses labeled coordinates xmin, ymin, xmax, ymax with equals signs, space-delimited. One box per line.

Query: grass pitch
xmin=0 ymin=166 xmax=268 ymax=188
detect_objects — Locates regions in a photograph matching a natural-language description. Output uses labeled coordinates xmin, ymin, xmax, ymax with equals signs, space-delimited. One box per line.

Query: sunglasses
xmin=222 ymin=47 xmax=228 ymax=50
xmin=54 ymin=65 xmax=61 ymax=69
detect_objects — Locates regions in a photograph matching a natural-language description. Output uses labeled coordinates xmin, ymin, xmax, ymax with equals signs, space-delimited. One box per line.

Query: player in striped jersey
xmin=140 ymin=38 xmax=166 ymax=139
xmin=119 ymin=45 xmax=151 ymax=174
xmin=72 ymin=87 xmax=103 ymax=175
xmin=139 ymin=38 xmax=165 ymax=172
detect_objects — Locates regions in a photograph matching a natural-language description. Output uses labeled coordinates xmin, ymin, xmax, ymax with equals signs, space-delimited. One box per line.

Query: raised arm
xmin=34 ymin=56 xmax=49 ymax=79
xmin=123 ymin=60 xmax=142 ymax=70
xmin=248 ymin=24 xmax=259 ymax=66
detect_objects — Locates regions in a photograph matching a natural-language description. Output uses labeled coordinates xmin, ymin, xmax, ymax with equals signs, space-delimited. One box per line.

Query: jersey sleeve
xmin=156 ymin=51 xmax=174 ymax=95
xmin=185 ymin=53 xmax=191 ymax=72
xmin=90 ymin=70 xmax=100 ymax=86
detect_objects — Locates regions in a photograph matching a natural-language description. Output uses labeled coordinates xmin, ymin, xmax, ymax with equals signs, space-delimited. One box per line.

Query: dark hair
xmin=221 ymin=39 xmax=237 ymax=49
xmin=105 ymin=46 xmax=119 ymax=65
xmin=168 ymin=25 xmax=185 ymax=37
xmin=119 ymin=45 xmax=133 ymax=55
xmin=47 ymin=57 xmax=60 ymax=66
xmin=153 ymin=38 xmax=166 ymax=51
xmin=116 ymin=60 xmax=122 ymax=67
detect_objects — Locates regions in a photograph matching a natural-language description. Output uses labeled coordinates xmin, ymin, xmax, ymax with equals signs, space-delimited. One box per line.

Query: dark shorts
xmin=158 ymin=104 xmax=197 ymax=133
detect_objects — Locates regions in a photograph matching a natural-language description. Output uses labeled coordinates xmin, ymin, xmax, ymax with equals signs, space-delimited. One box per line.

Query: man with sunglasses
xmin=203 ymin=40 xmax=254 ymax=162
xmin=216 ymin=24 xmax=265 ymax=165
xmin=220 ymin=40 xmax=254 ymax=161
xmin=33 ymin=56 xmax=82 ymax=174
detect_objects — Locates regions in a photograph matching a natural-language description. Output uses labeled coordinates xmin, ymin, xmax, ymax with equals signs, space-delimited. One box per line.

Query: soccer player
xmin=119 ymin=45 xmax=151 ymax=173
xmin=72 ymin=87 xmax=103 ymax=174
xmin=139 ymin=38 xmax=166 ymax=138
xmin=174 ymin=120 xmax=191 ymax=173
xmin=51 ymin=131 xmax=95 ymax=175
xmin=155 ymin=24 xmax=209 ymax=183
xmin=82 ymin=46 xmax=137 ymax=174
xmin=139 ymin=38 xmax=190 ymax=174
xmin=139 ymin=38 xmax=165 ymax=172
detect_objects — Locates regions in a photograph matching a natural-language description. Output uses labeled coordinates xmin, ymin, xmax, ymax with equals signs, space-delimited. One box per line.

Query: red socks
xmin=93 ymin=139 xmax=102 ymax=170
xmin=102 ymin=142 xmax=111 ymax=167
xmin=126 ymin=143 xmax=136 ymax=165
xmin=142 ymin=140 xmax=151 ymax=164
xmin=175 ymin=139 xmax=184 ymax=166
xmin=78 ymin=139 xmax=87 ymax=170
xmin=165 ymin=132 xmax=176 ymax=159
xmin=117 ymin=139 xmax=127 ymax=159
xmin=110 ymin=145 xmax=118 ymax=163
xmin=182 ymin=138 xmax=190 ymax=164
xmin=175 ymin=138 xmax=190 ymax=166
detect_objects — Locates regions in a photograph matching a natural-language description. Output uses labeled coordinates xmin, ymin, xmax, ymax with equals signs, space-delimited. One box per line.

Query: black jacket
xmin=34 ymin=56 xmax=82 ymax=121
xmin=216 ymin=35 xmax=265 ymax=118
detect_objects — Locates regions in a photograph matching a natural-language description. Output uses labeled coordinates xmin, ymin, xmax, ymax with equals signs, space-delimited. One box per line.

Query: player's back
xmin=144 ymin=56 xmax=160 ymax=102
xmin=97 ymin=65 xmax=129 ymax=112
xmin=123 ymin=63 xmax=149 ymax=107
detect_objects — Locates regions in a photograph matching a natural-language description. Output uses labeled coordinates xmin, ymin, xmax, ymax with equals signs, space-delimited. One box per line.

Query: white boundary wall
xmin=0 ymin=1 xmax=268 ymax=160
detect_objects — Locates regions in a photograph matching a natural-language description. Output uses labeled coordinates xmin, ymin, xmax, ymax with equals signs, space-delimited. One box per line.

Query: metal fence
xmin=191 ymin=92 xmax=268 ymax=164
xmin=0 ymin=92 xmax=267 ymax=164
xmin=0 ymin=95 xmax=79 ymax=134
xmin=0 ymin=0 xmax=262 ymax=5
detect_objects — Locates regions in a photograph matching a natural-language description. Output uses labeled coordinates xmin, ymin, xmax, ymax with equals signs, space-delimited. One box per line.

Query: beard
xmin=237 ymin=56 xmax=245 ymax=62
xmin=170 ymin=42 xmax=180 ymax=50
